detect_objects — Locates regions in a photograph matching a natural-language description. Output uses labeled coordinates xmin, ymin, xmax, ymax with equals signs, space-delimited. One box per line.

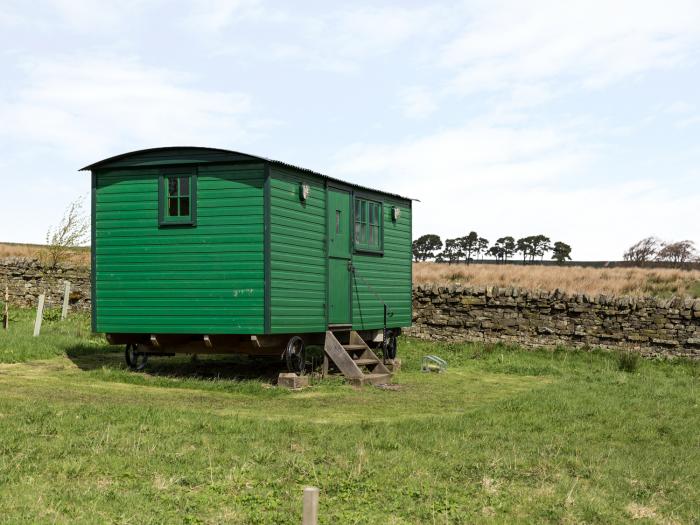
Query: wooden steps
xmin=323 ymin=330 xmax=392 ymax=386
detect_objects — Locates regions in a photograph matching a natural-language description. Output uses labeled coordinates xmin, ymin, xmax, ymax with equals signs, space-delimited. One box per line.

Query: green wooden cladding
xmin=90 ymin=147 xmax=412 ymax=335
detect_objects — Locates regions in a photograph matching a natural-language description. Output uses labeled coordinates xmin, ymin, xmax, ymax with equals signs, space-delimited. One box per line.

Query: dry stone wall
xmin=407 ymin=284 xmax=700 ymax=358
xmin=3 ymin=258 xmax=699 ymax=358
xmin=1 ymin=258 xmax=90 ymax=311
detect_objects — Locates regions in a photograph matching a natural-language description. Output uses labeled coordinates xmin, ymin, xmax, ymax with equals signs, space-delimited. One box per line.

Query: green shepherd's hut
xmin=82 ymin=147 xmax=412 ymax=384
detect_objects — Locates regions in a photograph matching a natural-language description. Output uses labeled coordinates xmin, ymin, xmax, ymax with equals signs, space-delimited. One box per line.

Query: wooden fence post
xmin=302 ymin=486 xmax=319 ymax=525
xmin=33 ymin=294 xmax=45 ymax=337
xmin=2 ymin=284 xmax=8 ymax=330
xmin=61 ymin=281 xmax=71 ymax=320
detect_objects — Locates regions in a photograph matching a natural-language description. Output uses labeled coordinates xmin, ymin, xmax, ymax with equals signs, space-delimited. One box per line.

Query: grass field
xmin=414 ymin=262 xmax=700 ymax=298
xmin=0 ymin=311 xmax=698 ymax=523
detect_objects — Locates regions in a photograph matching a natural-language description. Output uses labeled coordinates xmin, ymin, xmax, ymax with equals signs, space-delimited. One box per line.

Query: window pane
xmin=361 ymin=201 xmax=366 ymax=222
xmin=180 ymin=197 xmax=190 ymax=217
xmin=168 ymin=177 xmax=177 ymax=197
xmin=336 ymin=210 xmax=341 ymax=233
xmin=355 ymin=221 xmax=360 ymax=240
xmin=372 ymin=226 xmax=379 ymax=246
xmin=168 ymin=197 xmax=178 ymax=216
xmin=168 ymin=178 xmax=178 ymax=197
xmin=355 ymin=199 xmax=360 ymax=218
xmin=179 ymin=176 xmax=189 ymax=196
xmin=361 ymin=222 xmax=366 ymax=242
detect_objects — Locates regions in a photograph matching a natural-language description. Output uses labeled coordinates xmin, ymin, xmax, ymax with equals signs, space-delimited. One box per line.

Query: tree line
xmin=412 ymin=233 xmax=572 ymax=264
xmin=623 ymin=237 xmax=698 ymax=266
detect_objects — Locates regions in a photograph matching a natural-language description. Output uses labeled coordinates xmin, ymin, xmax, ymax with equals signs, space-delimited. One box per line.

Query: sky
xmin=0 ymin=0 xmax=699 ymax=260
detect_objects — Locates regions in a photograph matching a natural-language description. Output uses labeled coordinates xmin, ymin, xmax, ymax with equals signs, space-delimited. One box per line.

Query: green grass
xmin=639 ymin=274 xmax=700 ymax=299
xmin=689 ymin=280 xmax=700 ymax=299
xmin=0 ymin=312 xmax=699 ymax=523
xmin=0 ymin=308 xmax=103 ymax=363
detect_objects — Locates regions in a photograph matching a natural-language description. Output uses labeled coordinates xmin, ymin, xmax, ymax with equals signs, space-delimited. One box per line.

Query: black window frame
xmin=158 ymin=167 xmax=197 ymax=227
xmin=353 ymin=196 xmax=383 ymax=254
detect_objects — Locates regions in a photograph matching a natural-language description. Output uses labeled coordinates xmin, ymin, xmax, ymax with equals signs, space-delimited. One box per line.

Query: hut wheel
xmin=125 ymin=344 xmax=149 ymax=371
xmin=284 ymin=336 xmax=306 ymax=376
xmin=383 ymin=331 xmax=398 ymax=360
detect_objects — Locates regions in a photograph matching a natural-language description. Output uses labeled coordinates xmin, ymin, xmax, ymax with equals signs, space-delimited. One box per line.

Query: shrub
xmin=40 ymin=198 xmax=89 ymax=268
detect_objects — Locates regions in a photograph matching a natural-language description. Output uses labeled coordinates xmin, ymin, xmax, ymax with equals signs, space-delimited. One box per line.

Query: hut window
xmin=354 ymin=197 xmax=382 ymax=253
xmin=159 ymin=168 xmax=197 ymax=226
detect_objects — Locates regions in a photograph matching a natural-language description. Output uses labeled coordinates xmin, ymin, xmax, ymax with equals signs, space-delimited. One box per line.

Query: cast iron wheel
xmin=383 ymin=332 xmax=398 ymax=360
xmin=284 ymin=336 xmax=306 ymax=375
xmin=125 ymin=344 xmax=149 ymax=371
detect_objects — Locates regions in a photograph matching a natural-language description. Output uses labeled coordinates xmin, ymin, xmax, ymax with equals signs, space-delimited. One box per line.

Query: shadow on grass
xmin=65 ymin=344 xmax=289 ymax=383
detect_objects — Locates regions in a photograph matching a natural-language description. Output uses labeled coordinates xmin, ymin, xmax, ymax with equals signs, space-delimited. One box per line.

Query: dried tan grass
xmin=414 ymin=262 xmax=700 ymax=298
xmin=0 ymin=243 xmax=42 ymax=259
xmin=0 ymin=243 xmax=90 ymax=266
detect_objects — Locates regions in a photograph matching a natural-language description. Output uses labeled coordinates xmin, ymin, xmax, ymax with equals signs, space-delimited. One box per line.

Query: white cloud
xmin=662 ymin=100 xmax=695 ymax=115
xmin=441 ymin=0 xmax=700 ymax=95
xmin=47 ymin=0 xmax=146 ymax=29
xmin=1 ymin=0 xmax=154 ymax=33
xmin=678 ymin=114 xmax=700 ymax=127
xmin=331 ymin=120 xmax=697 ymax=260
xmin=0 ymin=55 xmax=261 ymax=160
xmin=1 ymin=0 xmax=698 ymax=255
xmin=398 ymin=86 xmax=439 ymax=119
xmin=334 ymin=123 xmax=586 ymax=189
xmin=202 ymin=4 xmax=452 ymax=73
xmin=327 ymin=6 xmax=444 ymax=58
xmin=186 ymin=0 xmax=263 ymax=32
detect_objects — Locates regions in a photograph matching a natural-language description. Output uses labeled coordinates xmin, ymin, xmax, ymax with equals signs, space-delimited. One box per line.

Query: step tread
xmin=342 ymin=344 xmax=367 ymax=351
xmin=353 ymin=358 xmax=380 ymax=366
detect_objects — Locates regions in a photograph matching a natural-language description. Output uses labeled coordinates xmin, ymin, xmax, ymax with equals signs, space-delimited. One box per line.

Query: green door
xmin=328 ymin=189 xmax=351 ymax=325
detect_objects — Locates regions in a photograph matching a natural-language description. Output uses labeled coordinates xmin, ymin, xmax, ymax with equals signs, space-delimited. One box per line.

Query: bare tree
xmin=656 ymin=240 xmax=698 ymax=266
xmin=41 ymin=197 xmax=90 ymax=268
xmin=623 ymin=237 xmax=660 ymax=265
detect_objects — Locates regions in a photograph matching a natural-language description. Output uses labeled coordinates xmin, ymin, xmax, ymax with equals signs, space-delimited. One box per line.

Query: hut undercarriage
xmin=109 ymin=328 xmax=400 ymax=385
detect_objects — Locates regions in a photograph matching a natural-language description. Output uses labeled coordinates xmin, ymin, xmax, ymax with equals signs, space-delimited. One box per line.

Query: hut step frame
xmin=323 ymin=330 xmax=392 ymax=386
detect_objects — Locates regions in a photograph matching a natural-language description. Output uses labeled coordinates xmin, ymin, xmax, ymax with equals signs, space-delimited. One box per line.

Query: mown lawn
xmin=0 ymin=309 xmax=698 ymax=523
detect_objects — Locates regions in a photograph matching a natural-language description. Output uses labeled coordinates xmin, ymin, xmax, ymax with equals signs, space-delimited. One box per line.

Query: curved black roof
xmin=81 ymin=146 xmax=413 ymax=201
